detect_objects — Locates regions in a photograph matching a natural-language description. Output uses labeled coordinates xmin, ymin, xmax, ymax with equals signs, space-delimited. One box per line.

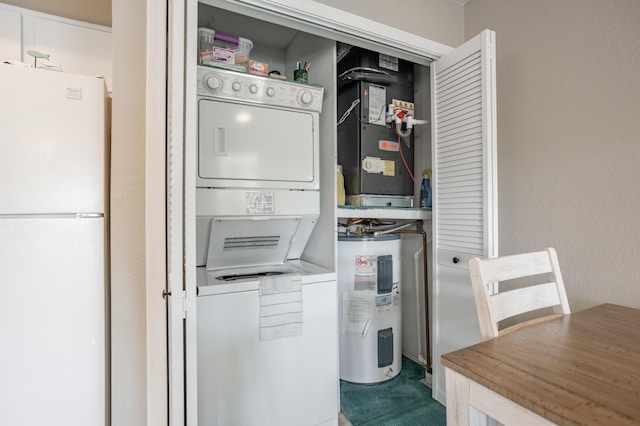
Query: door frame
xmin=161 ymin=1 xmax=465 ymax=424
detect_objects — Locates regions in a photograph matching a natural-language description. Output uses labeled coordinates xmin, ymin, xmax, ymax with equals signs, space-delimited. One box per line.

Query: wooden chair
xmin=469 ymin=247 xmax=571 ymax=341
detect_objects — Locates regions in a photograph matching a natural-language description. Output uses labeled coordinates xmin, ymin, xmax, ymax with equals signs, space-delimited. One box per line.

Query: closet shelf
xmin=337 ymin=206 xmax=432 ymax=220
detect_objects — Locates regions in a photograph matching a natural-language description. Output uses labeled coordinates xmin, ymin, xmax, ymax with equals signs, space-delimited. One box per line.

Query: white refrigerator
xmin=0 ymin=64 xmax=108 ymax=425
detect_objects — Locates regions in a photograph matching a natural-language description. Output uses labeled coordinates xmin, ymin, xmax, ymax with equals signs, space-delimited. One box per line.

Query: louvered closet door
xmin=431 ymin=29 xmax=498 ymax=405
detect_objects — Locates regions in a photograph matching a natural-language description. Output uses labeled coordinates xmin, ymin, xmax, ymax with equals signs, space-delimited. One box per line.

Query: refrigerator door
xmin=0 ymin=217 xmax=106 ymax=426
xmin=0 ymin=65 xmax=106 ymax=215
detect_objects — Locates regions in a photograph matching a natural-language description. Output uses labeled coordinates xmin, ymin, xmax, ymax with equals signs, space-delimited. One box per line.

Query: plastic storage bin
xmin=198 ymin=27 xmax=253 ymax=67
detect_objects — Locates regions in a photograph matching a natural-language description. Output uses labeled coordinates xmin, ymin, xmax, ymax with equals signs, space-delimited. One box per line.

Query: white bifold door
xmin=431 ymin=29 xmax=498 ymax=404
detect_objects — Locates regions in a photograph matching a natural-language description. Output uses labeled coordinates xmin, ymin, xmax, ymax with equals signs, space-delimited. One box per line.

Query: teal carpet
xmin=340 ymin=357 xmax=446 ymax=425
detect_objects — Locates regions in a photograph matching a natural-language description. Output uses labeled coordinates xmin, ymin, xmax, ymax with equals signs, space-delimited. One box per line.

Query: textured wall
xmin=1 ymin=0 xmax=111 ymax=26
xmin=315 ymin=0 xmax=464 ymax=47
xmin=111 ymin=0 xmax=147 ymax=424
xmin=465 ymin=0 xmax=640 ymax=311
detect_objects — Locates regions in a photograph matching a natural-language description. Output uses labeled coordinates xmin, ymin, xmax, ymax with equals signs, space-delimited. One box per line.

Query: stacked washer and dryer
xmin=195 ymin=66 xmax=338 ymax=426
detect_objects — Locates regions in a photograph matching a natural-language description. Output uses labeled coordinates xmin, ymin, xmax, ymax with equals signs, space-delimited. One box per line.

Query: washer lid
xmin=206 ymin=217 xmax=302 ymax=270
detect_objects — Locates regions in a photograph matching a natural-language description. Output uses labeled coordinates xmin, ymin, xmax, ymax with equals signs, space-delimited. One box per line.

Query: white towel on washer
xmin=259 ymin=274 xmax=303 ymax=340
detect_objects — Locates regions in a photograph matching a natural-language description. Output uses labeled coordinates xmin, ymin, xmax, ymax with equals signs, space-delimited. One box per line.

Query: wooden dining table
xmin=441 ymin=303 xmax=640 ymax=426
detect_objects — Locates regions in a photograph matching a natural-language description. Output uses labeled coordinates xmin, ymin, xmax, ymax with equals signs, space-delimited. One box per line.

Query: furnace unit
xmin=337 ymin=46 xmax=415 ymax=207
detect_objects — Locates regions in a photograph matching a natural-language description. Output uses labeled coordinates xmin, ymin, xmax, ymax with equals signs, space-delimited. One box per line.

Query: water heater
xmin=338 ymin=234 xmax=402 ymax=383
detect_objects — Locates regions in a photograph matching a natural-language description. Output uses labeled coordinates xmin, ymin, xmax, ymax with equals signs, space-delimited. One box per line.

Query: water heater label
xmin=353 ymin=254 xmax=376 ymax=291
xmin=342 ymin=294 xmax=372 ymax=336
xmin=354 ymin=275 xmax=376 ymax=291
xmin=355 ymin=255 xmax=376 ymax=272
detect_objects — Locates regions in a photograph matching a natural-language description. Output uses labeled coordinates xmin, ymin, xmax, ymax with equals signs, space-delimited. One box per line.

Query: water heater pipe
xmin=372 ymin=222 xmax=414 ymax=236
xmin=393 ymin=228 xmax=431 ymax=374
xmin=414 ymin=245 xmax=425 ymax=365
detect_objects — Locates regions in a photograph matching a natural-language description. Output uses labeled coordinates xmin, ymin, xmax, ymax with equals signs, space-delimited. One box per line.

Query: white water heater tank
xmin=338 ymin=234 xmax=402 ymax=384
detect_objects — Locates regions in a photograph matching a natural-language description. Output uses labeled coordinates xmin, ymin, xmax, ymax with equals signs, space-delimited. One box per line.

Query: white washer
xmin=196 ymin=261 xmax=338 ymax=426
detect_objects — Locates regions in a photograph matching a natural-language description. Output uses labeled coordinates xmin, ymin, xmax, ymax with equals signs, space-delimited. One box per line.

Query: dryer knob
xmin=232 ymin=81 xmax=242 ymax=92
xmin=266 ymin=87 xmax=276 ymax=97
xmin=249 ymin=84 xmax=259 ymax=94
xmin=205 ymin=75 xmax=221 ymax=91
xmin=300 ymin=90 xmax=313 ymax=105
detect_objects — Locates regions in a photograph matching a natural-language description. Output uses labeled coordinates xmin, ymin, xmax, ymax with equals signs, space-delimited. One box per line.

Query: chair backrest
xmin=468 ymin=247 xmax=570 ymax=341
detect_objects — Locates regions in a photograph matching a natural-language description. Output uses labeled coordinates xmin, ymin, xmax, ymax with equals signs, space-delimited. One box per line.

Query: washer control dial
xmin=299 ymin=90 xmax=313 ymax=106
xmin=205 ymin=74 xmax=222 ymax=91
xmin=197 ymin=67 xmax=324 ymax=112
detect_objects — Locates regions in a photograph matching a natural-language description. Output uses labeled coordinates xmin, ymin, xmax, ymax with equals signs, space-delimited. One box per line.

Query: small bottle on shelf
xmin=420 ymin=168 xmax=432 ymax=208
xmin=337 ymin=164 xmax=346 ymax=206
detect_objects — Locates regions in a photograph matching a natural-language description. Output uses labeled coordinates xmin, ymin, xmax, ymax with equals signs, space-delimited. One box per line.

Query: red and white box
xmin=249 ymin=60 xmax=268 ymax=76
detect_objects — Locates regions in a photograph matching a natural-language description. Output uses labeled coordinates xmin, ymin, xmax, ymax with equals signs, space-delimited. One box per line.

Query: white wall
xmin=464 ymin=0 xmax=640 ymax=311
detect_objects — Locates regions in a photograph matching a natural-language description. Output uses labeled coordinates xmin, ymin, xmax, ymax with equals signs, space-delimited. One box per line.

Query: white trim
xmin=146 ymin=0 xmax=168 ymax=424
xmin=201 ymin=0 xmax=453 ymax=63
xmin=167 ymin=0 xmax=188 ymax=424
xmin=184 ymin=0 xmax=200 ymax=424
xmin=258 ymin=0 xmax=451 ymax=59
xmin=485 ymin=31 xmax=498 ymax=259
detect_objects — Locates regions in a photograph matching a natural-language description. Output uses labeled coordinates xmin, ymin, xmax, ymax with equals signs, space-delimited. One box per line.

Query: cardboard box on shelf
xmin=250 ymin=60 xmax=268 ymax=76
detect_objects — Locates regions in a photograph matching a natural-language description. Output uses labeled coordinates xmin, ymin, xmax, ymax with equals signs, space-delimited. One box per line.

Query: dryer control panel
xmin=197 ymin=66 xmax=324 ymax=112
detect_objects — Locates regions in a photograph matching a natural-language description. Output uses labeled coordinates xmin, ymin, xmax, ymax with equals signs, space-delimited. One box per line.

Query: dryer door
xmin=198 ymin=99 xmax=319 ymax=190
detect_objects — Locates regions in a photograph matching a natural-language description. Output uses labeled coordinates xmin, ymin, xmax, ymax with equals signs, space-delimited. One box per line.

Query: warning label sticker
xmin=342 ymin=293 xmax=372 ymax=336
xmin=246 ymin=191 xmax=274 ymax=214
xmin=362 ymin=157 xmax=385 ymax=174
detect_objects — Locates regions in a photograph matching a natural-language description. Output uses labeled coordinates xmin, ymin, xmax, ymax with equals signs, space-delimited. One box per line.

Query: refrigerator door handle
xmin=0 ymin=213 xmax=103 ymax=219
